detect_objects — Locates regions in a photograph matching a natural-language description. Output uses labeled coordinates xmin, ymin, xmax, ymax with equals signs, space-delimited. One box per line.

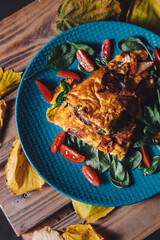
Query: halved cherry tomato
xmin=71 ymin=80 xmax=79 ymax=89
xmin=82 ymin=165 xmax=100 ymax=186
xmin=57 ymin=71 xmax=80 ymax=81
xmin=149 ymin=132 xmax=160 ymax=139
xmin=139 ymin=146 xmax=152 ymax=168
xmin=154 ymin=46 xmax=160 ymax=68
xmin=76 ymin=49 xmax=94 ymax=72
xmin=51 ymin=132 xmax=66 ymax=153
xmin=101 ymin=39 xmax=111 ymax=60
xmin=36 ymin=80 xmax=52 ymax=102
xmin=60 ymin=144 xmax=85 ymax=163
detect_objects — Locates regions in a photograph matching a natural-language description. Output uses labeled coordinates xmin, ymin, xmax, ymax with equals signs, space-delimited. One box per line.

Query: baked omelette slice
xmin=47 ymin=50 xmax=153 ymax=160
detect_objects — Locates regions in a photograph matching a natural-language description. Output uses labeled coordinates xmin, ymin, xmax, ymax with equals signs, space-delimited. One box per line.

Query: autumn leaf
xmin=72 ymin=199 xmax=115 ymax=223
xmin=0 ymin=99 xmax=7 ymax=132
xmin=55 ymin=0 xmax=121 ymax=34
xmin=5 ymin=136 xmax=45 ymax=195
xmin=126 ymin=0 xmax=160 ymax=36
xmin=62 ymin=224 xmax=104 ymax=240
xmin=32 ymin=226 xmax=63 ymax=240
xmin=0 ymin=68 xmax=22 ymax=97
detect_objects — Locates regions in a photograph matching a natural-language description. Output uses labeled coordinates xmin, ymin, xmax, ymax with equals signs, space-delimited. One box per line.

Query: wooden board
xmin=0 ymin=0 xmax=160 ymax=238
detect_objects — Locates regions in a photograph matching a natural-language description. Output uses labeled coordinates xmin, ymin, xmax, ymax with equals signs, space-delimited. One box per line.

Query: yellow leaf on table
xmin=72 ymin=200 xmax=115 ymax=223
xmin=32 ymin=226 xmax=63 ymax=240
xmin=5 ymin=136 xmax=45 ymax=195
xmin=0 ymin=99 xmax=7 ymax=132
xmin=126 ymin=0 xmax=160 ymax=36
xmin=0 ymin=68 xmax=22 ymax=97
xmin=62 ymin=224 xmax=104 ymax=240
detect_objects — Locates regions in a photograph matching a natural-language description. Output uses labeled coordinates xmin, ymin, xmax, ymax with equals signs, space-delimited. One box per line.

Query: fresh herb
xmin=97 ymin=128 xmax=106 ymax=135
xmin=124 ymin=150 xmax=142 ymax=170
xmin=94 ymin=57 xmax=108 ymax=67
xmin=67 ymin=41 xmax=96 ymax=56
xmin=139 ymin=156 xmax=160 ymax=176
xmin=25 ymin=43 xmax=76 ymax=80
xmin=67 ymin=135 xmax=87 ymax=151
xmin=133 ymin=133 xmax=160 ymax=148
xmin=109 ymin=157 xmax=130 ymax=188
xmin=86 ymin=147 xmax=112 ymax=173
xmin=117 ymin=37 xmax=153 ymax=60
xmin=78 ymin=63 xmax=95 ymax=75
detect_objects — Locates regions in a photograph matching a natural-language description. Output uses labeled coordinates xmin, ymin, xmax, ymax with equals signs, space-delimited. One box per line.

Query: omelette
xmin=47 ymin=50 xmax=154 ymax=160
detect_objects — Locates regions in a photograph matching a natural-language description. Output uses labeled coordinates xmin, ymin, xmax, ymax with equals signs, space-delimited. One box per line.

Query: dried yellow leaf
xmin=32 ymin=226 xmax=63 ymax=240
xmin=62 ymin=224 xmax=104 ymax=240
xmin=0 ymin=68 xmax=22 ymax=97
xmin=0 ymin=99 xmax=7 ymax=132
xmin=72 ymin=200 xmax=115 ymax=223
xmin=5 ymin=136 xmax=45 ymax=195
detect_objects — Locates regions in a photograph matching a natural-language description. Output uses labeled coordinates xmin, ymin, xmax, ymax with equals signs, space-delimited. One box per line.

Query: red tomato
xmin=149 ymin=132 xmax=160 ymax=139
xmin=57 ymin=71 xmax=80 ymax=81
xmin=50 ymin=132 xmax=66 ymax=153
xmin=82 ymin=165 xmax=100 ymax=186
xmin=60 ymin=144 xmax=85 ymax=163
xmin=101 ymin=39 xmax=111 ymax=60
xmin=71 ymin=80 xmax=79 ymax=89
xmin=139 ymin=146 xmax=152 ymax=168
xmin=36 ymin=80 xmax=52 ymax=102
xmin=76 ymin=49 xmax=95 ymax=72
xmin=154 ymin=46 xmax=160 ymax=68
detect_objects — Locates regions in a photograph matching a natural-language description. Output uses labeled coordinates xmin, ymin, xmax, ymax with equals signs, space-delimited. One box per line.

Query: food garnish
xmin=139 ymin=146 xmax=152 ymax=168
xmin=36 ymin=80 xmax=52 ymax=102
xmin=76 ymin=49 xmax=95 ymax=72
xmin=101 ymin=39 xmax=111 ymax=60
xmin=60 ymin=144 xmax=85 ymax=163
xmin=82 ymin=165 xmax=100 ymax=186
xmin=50 ymin=132 xmax=66 ymax=153
xmin=57 ymin=70 xmax=80 ymax=80
xmin=154 ymin=46 xmax=160 ymax=69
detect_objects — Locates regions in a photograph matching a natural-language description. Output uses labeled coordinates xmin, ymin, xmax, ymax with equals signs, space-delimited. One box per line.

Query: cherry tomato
xmin=71 ymin=80 xmax=79 ymax=89
xmin=154 ymin=46 xmax=160 ymax=68
xmin=57 ymin=71 xmax=80 ymax=81
xmin=76 ymin=49 xmax=94 ymax=72
xmin=50 ymin=132 xmax=66 ymax=153
xmin=82 ymin=165 xmax=100 ymax=186
xmin=149 ymin=132 xmax=160 ymax=139
xmin=139 ymin=146 xmax=152 ymax=168
xmin=60 ymin=144 xmax=85 ymax=163
xmin=101 ymin=39 xmax=111 ymax=60
xmin=36 ymin=80 xmax=52 ymax=102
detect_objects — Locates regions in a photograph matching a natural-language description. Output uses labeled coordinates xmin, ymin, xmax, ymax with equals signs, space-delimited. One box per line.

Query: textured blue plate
xmin=16 ymin=21 xmax=160 ymax=206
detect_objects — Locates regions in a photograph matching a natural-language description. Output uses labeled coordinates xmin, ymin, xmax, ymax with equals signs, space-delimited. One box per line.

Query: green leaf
xmin=55 ymin=0 xmax=121 ymax=33
xmin=109 ymin=158 xmax=130 ymax=188
xmin=78 ymin=63 xmax=95 ymax=75
xmin=67 ymin=135 xmax=87 ymax=151
xmin=143 ymin=106 xmax=157 ymax=125
xmin=67 ymin=41 xmax=96 ymax=56
xmin=94 ymin=57 xmax=108 ymax=68
xmin=133 ymin=133 xmax=160 ymax=148
xmin=86 ymin=148 xmax=111 ymax=173
xmin=124 ymin=150 xmax=142 ymax=170
xmin=143 ymin=124 xmax=160 ymax=134
xmin=47 ymin=43 xmax=76 ymax=71
xmin=141 ymin=156 xmax=160 ymax=176
xmin=154 ymin=100 xmax=160 ymax=123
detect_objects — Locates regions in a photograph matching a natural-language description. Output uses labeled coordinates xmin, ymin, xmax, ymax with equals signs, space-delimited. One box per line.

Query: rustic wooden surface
xmin=0 ymin=0 xmax=160 ymax=239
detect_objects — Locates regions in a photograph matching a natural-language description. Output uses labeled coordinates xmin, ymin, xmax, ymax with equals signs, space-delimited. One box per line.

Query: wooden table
xmin=0 ymin=0 xmax=160 ymax=239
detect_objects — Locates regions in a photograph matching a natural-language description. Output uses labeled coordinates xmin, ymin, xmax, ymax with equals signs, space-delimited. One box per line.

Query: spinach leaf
xmin=109 ymin=157 xmax=130 ymax=188
xmin=86 ymin=147 xmax=111 ymax=173
xmin=140 ymin=156 xmax=160 ymax=176
xmin=154 ymin=90 xmax=160 ymax=122
xmin=94 ymin=57 xmax=108 ymax=67
xmin=47 ymin=43 xmax=76 ymax=71
xmin=67 ymin=135 xmax=87 ymax=151
xmin=133 ymin=133 xmax=160 ymax=148
xmin=124 ymin=150 xmax=142 ymax=170
xmin=117 ymin=37 xmax=153 ymax=60
xmin=67 ymin=41 xmax=96 ymax=56
xmin=78 ymin=63 xmax=95 ymax=75
xmin=143 ymin=124 xmax=160 ymax=134
xmin=97 ymin=128 xmax=106 ymax=135
xmin=143 ymin=106 xmax=157 ymax=125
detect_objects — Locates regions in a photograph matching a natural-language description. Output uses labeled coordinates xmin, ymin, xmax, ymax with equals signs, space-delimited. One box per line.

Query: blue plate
xmin=16 ymin=21 xmax=160 ymax=206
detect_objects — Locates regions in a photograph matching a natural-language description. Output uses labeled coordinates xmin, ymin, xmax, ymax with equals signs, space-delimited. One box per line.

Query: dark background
xmin=0 ymin=1 xmax=160 ymax=240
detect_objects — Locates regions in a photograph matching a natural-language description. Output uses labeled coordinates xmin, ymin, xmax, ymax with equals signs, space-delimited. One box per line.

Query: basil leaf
xmin=47 ymin=43 xmax=76 ymax=71
xmin=86 ymin=148 xmax=111 ymax=173
xmin=117 ymin=37 xmax=153 ymax=60
xmin=78 ymin=63 xmax=95 ymax=75
xmin=109 ymin=158 xmax=130 ymax=188
xmin=67 ymin=135 xmax=87 ymax=151
xmin=67 ymin=41 xmax=96 ymax=56
xmin=141 ymin=156 xmax=160 ymax=176
xmin=94 ymin=57 xmax=108 ymax=67
xmin=124 ymin=150 xmax=142 ymax=170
